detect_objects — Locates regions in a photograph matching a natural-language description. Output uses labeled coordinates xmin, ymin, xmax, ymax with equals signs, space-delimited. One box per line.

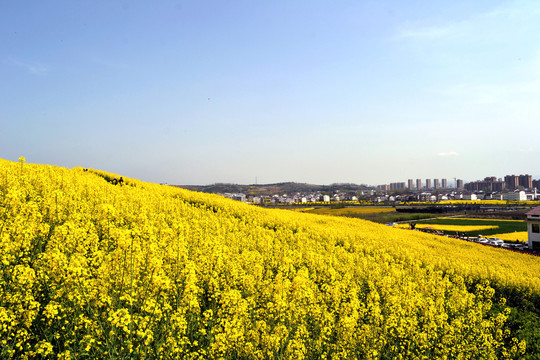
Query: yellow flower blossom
xmin=0 ymin=158 xmax=535 ymax=359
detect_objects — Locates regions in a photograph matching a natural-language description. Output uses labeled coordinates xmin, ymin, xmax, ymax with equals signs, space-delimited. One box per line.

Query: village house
xmin=526 ymin=207 xmax=540 ymax=251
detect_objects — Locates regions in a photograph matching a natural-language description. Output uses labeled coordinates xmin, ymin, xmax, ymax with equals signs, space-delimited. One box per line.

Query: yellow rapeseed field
xmin=0 ymin=158 xmax=537 ymax=359
xmin=490 ymin=232 xmax=529 ymax=243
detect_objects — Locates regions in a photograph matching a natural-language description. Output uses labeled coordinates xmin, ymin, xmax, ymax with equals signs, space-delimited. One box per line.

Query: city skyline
xmin=377 ymin=173 xmax=539 ymax=191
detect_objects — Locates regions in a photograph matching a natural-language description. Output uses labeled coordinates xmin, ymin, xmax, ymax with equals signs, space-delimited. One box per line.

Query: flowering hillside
xmin=1 ymin=158 xmax=538 ymax=359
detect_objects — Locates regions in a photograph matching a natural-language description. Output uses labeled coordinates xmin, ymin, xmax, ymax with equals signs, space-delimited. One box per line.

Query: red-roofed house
xmin=526 ymin=207 xmax=540 ymax=251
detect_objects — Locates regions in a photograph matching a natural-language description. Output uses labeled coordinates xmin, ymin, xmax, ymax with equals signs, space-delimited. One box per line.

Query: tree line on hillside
xmin=175 ymin=182 xmax=372 ymax=196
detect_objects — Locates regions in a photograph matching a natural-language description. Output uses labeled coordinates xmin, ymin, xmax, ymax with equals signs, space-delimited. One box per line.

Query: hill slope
xmin=1 ymin=159 xmax=538 ymax=359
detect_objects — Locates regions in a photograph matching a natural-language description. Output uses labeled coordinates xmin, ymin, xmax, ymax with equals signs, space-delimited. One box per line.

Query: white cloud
xmin=8 ymin=58 xmax=49 ymax=75
xmin=438 ymin=151 xmax=459 ymax=157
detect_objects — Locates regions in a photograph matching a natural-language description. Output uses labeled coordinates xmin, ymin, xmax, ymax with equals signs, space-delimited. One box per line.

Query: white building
xmin=462 ymin=193 xmax=477 ymax=200
xmin=323 ymin=195 xmax=330 ymax=202
xmin=502 ymin=191 xmax=526 ymax=201
xmin=526 ymin=207 xmax=540 ymax=251
xmin=232 ymin=193 xmax=246 ymax=202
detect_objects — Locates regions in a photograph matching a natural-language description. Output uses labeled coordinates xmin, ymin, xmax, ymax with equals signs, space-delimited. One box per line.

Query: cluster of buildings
xmin=379 ymin=178 xmax=456 ymax=191
xmin=376 ymin=174 xmax=540 ymax=202
xmin=219 ymin=174 xmax=540 ymax=205
xmin=379 ymin=174 xmax=537 ymax=192
xmin=377 ymin=179 xmax=463 ymax=191
xmin=221 ymin=190 xmax=373 ymax=205
xmin=464 ymin=174 xmax=538 ymax=192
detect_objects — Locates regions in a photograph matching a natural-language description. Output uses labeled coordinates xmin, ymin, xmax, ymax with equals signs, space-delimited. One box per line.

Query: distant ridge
xmin=175 ymin=182 xmax=373 ymax=196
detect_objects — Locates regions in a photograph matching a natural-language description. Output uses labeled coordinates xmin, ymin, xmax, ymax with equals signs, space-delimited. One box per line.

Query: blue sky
xmin=2 ymin=1 xmax=540 ymax=185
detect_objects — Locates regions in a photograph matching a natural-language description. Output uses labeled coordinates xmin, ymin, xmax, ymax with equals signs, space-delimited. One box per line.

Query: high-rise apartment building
xmin=492 ymin=181 xmax=506 ymax=192
xmin=441 ymin=178 xmax=447 ymax=188
xmin=456 ymin=179 xmax=464 ymax=189
xmin=425 ymin=179 xmax=432 ymax=189
xmin=408 ymin=179 xmax=414 ymax=189
xmin=464 ymin=177 xmax=505 ymax=192
xmin=434 ymin=179 xmax=440 ymax=189
xmin=416 ymin=179 xmax=422 ymax=190
xmin=519 ymin=174 xmax=532 ymax=189
xmin=505 ymin=175 xmax=519 ymax=190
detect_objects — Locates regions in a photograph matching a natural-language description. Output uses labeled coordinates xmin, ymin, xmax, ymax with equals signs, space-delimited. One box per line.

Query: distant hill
xmin=175 ymin=182 xmax=373 ymax=196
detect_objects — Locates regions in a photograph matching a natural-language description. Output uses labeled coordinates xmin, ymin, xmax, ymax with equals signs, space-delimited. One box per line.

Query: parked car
xmin=477 ymin=238 xmax=489 ymax=243
xmin=488 ymin=238 xmax=504 ymax=246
